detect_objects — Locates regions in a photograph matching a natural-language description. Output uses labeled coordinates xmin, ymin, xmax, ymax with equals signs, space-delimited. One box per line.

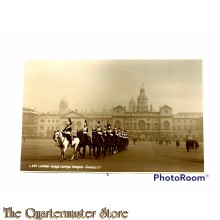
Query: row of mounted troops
xmin=53 ymin=119 xmax=129 ymax=160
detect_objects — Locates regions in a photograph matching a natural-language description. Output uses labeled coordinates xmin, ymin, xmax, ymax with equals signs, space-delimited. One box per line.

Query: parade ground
xmin=20 ymin=139 xmax=204 ymax=172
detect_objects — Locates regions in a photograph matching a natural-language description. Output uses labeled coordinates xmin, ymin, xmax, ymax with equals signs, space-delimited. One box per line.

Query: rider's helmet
xmin=67 ymin=118 xmax=72 ymax=126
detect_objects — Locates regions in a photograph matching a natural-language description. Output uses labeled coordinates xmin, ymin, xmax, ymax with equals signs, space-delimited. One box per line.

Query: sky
xmin=23 ymin=60 xmax=203 ymax=114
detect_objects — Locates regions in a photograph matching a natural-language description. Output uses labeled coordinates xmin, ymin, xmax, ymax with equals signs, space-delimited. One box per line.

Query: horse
xmin=112 ymin=131 xmax=118 ymax=154
xmin=122 ymin=135 xmax=129 ymax=150
xmin=105 ymin=133 xmax=113 ymax=156
xmin=92 ymin=129 xmax=103 ymax=159
xmin=76 ymin=130 xmax=94 ymax=158
xmin=53 ymin=130 xmax=80 ymax=161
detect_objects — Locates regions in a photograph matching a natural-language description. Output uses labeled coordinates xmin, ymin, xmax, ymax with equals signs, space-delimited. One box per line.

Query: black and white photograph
xmin=21 ymin=60 xmax=204 ymax=172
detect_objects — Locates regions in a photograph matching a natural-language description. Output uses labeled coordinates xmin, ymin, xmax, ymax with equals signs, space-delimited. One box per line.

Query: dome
xmin=140 ymin=86 xmax=145 ymax=94
xmin=137 ymin=93 xmax=148 ymax=101
xmin=137 ymin=84 xmax=148 ymax=101
xmin=129 ymin=96 xmax=136 ymax=112
xmin=129 ymin=96 xmax=136 ymax=105
xmin=60 ymin=97 xmax=67 ymax=104
xmin=137 ymin=84 xmax=148 ymax=112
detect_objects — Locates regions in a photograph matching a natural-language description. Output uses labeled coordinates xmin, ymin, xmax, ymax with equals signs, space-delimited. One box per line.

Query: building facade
xmin=22 ymin=85 xmax=203 ymax=141
xmin=22 ymin=107 xmax=39 ymax=138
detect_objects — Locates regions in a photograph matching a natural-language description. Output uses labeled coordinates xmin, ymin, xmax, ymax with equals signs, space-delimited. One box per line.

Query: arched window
xmin=164 ymin=121 xmax=170 ymax=130
xmin=138 ymin=120 xmax=145 ymax=130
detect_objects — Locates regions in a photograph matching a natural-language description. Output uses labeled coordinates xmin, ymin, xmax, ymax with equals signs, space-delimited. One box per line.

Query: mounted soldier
xmin=113 ymin=125 xmax=118 ymax=136
xmin=96 ymin=121 xmax=102 ymax=136
xmin=62 ymin=118 xmax=72 ymax=146
xmin=102 ymin=125 xmax=107 ymax=136
xmin=95 ymin=121 xmax=103 ymax=159
xmin=107 ymin=123 xmax=113 ymax=136
xmin=82 ymin=120 xmax=89 ymax=143
xmin=106 ymin=123 xmax=113 ymax=155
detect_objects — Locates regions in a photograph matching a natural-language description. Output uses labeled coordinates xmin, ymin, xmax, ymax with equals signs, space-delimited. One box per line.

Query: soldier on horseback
xmin=96 ymin=121 xmax=104 ymax=142
xmin=106 ymin=123 xmax=113 ymax=155
xmin=62 ymin=118 xmax=72 ymax=146
xmin=95 ymin=121 xmax=103 ymax=159
xmin=82 ymin=120 xmax=89 ymax=143
xmin=103 ymin=125 xmax=107 ymax=137
xmin=96 ymin=121 xmax=102 ymax=135
xmin=113 ymin=125 xmax=118 ymax=136
xmin=107 ymin=123 xmax=113 ymax=136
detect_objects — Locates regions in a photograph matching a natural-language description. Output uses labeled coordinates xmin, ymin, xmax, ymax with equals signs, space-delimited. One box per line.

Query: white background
xmin=0 ymin=0 xmax=220 ymax=219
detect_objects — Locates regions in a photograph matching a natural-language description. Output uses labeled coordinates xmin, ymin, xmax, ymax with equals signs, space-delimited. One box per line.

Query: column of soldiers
xmin=81 ymin=120 xmax=129 ymax=157
xmin=62 ymin=119 xmax=129 ymax=158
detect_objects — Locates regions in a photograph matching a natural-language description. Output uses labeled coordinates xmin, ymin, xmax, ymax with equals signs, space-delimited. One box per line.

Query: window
xmin=134 ymin=123 xmax=137 ymax=129
xmin=126 ymin=123 xmax=130 ymax=129
xmin=56 ymin=120 xmax=59 ymax=123
xmin=52 ymin=120 xmax=54 ymax=123
xmin=164 ymin=121 xmax=170 ymax=130
xmin=138 ymin=120 xmax=145 ymax=130
xmin=48 ymin=120 xmax=50 ymax=123
xmin=115 ymin=120 xmax=121 ymax=129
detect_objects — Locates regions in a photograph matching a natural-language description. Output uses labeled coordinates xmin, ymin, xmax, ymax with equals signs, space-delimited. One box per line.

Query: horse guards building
xmin=22 ymin=85 xmax=203 ymax=141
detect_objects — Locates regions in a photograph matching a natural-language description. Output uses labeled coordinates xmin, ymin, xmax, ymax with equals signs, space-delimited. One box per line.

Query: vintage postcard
xmin=21 ymin=60 xmax=204 ymax=172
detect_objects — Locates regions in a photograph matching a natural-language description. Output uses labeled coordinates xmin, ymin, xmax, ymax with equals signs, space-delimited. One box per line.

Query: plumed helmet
xmin=98 ymin=121 xmax=100 ymax=125
xmin=67 ymin=118 xmax=72 ymax=125
xmin=84 ymin=120 xmax=87 ymax=126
